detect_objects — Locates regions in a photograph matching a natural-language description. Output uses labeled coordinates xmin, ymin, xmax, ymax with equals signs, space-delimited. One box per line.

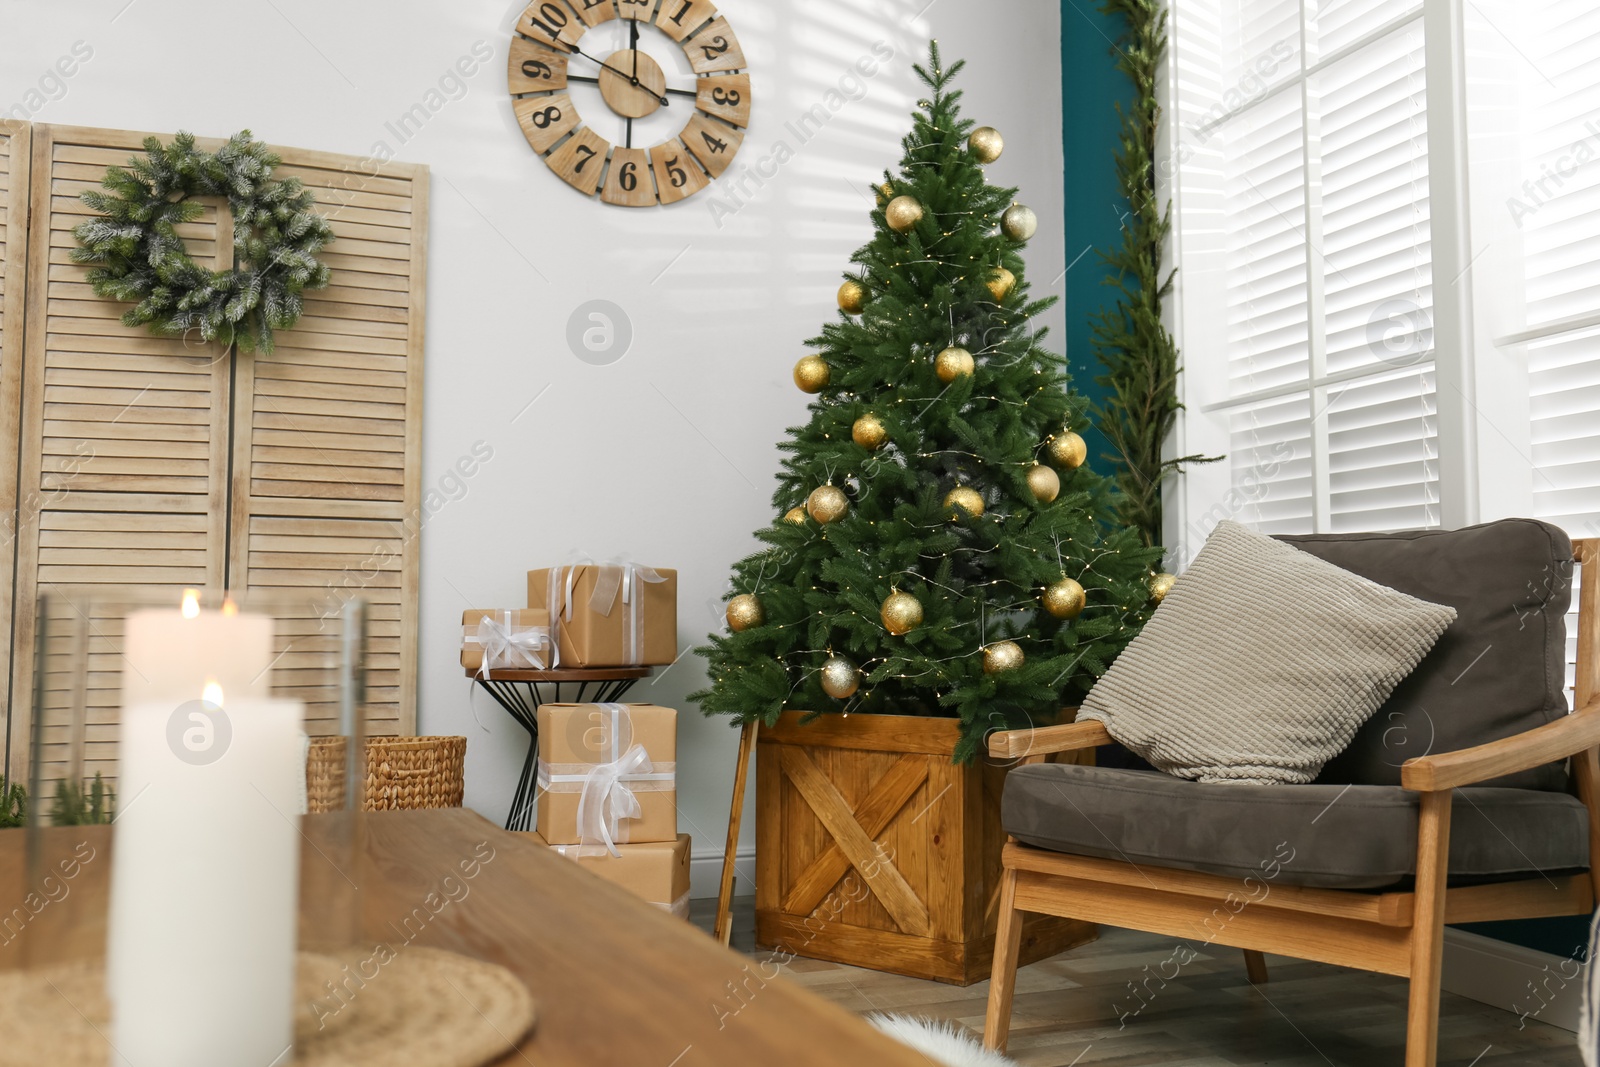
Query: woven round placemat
xmin=0 ymin=946 xmax=535 ymax=1067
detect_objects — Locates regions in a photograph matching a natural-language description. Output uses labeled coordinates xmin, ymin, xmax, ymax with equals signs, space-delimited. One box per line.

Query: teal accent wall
xmin=1061 ymin=0 xmax=1129 ymax=469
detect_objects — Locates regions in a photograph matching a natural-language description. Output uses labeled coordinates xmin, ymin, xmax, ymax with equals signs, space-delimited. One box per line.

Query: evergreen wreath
xmin=1091 ymin=0 xmax=1219 ymax=547
xmin=71 ymin=129 xmax=334 ymax=354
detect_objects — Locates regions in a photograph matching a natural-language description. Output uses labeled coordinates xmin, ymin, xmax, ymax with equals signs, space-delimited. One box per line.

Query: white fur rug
xmin=867 ymin=1014 xmax=1019 ymax=1067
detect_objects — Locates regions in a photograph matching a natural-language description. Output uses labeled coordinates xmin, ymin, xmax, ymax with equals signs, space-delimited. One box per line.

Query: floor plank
xmin=692 ymin=897 xmax=1583 ymax=1067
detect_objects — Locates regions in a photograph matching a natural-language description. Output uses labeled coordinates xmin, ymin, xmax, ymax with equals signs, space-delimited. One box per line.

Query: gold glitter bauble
xmin=820 ymin=655 xmax=861 ymax=700
xmin=726 ymin=594 xmax=764 ymax=632
xmin=838 ymin=279 xmax=867 ymax=315
xmin=945 ymin=485 xmax=985 ymax=520
xmin=934 ymin=345 xmax=975 ymax=383
xmin=852 ymin=413 xmax=888 ymax=451
xmin=880 ymin=591 xmax=924 ymax=636
xmin=783 ymin=506 xmax=808 ymax=525
xmin=1001 ymin=204 xmax=1038 ymax=242
xmin=1150 ymin=572 xmax=1177 ymax=603
xmin=885 ymin=195 xmax=924 ymax=233
xmin=807 ymin=484 xmax=849 ymax=524
xmin=986 ymin=267 xmax=1016 ymax=302
xmin=794 ymin=355 xmax=830 ymax=394
xmin=1026 ymin=463 xmax=1060 ymax=503
xmin=969 ymin=126 xmax=1004 ymax=163
xmin=983 ymin=640 xmax=1025 ymax=674
xmin=1042 ymin=577 xmax=1086 ymax=620
xmin=1047 ymin=431 xmax=1087 ymax=469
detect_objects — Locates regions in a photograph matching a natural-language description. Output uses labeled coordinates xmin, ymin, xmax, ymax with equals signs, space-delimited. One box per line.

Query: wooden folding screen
xmin=0 ymin=124 xmax=30 ymax=776
xmin=4 ymin=125 xmax=426 ymax=787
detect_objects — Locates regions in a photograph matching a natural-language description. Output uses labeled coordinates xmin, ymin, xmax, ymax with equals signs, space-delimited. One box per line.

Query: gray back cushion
xmin=1278 ymin=519 xmax=1573 ymax=790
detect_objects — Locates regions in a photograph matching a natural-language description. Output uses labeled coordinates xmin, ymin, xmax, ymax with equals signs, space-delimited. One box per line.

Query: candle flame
xmin=202 ymin=679 xmax=224 ymax=709
xmin=221 ymin=598 xmax=238 ymax=617
xmin=181 ymin=589 xmax=201 ymax=619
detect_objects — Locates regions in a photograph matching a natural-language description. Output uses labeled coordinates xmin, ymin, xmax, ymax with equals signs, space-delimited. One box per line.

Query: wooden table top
xmin=0 ymin=809 xmax=928 ymax=1066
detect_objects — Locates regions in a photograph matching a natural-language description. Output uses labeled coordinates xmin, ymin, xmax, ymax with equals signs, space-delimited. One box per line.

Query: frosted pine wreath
xmin=71 ymin=130 xmax=334 ymax=354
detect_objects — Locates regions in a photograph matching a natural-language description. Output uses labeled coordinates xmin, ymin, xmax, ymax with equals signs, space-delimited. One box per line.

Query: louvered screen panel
xmin=1227 ymin=392 xmax=1315 ymax=532
xmin=11 ymin=125 xmax=233 ymax=791
xmin=228 ymin=150 xmax=426 ymax=738
xmin=1325 ymin=365 xmax=1439 ymax=531
xmin=0 ymin=123 xmax=30 ymax=778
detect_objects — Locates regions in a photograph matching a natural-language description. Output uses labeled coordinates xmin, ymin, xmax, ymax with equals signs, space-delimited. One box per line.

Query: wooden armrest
xmin=988 ymin=719 xmax=1113 ymax=759
xmin=1401 ymin=702 xmax=1600 ymax=791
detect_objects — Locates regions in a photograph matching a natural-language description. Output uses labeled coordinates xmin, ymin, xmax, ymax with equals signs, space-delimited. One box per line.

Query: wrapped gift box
xmin=461 ymin=608 xmax=554 ymax=674
xmin=532 ymin=831 xmax=692 ymax=919
xmin=535 ymin=702 xmax=677 ymax=846
xmin=527 ymin=563 xmax=678 ymax=667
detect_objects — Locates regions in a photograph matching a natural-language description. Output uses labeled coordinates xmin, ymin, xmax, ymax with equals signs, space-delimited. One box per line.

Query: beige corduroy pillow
xmin=1079 ymin=520 xmax=1457 ymax=784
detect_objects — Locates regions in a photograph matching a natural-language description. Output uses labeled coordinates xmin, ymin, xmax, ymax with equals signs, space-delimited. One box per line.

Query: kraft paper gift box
xmin=535 ymin=702 xmax=677 ymax=846
xmin=526 ymin=563 xmax=678 ymax=667
xmin=532 ymin=831 xmax=692 ymax=920
xmin=460 ymin=608 xmax=554 ymax=674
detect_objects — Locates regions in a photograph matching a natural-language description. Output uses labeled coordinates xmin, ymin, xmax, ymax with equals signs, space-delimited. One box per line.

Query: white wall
xmin=0 ymin=0 xmax=1065 ymax=875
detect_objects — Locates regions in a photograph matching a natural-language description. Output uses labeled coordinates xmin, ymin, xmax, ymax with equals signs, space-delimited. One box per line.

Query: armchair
xmin=982 ymin=523 xmax=1600 ymax=1067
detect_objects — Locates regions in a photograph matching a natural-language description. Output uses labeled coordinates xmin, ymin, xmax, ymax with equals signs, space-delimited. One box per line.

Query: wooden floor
xmin=692 ymin=897 xmax=1582 ymax=1067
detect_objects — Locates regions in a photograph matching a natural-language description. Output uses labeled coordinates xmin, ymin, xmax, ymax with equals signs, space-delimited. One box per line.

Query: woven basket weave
xmin=306 ymin=736 xmax=466 ymax=813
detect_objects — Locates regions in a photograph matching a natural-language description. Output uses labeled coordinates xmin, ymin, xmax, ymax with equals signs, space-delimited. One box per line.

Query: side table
xmin=468 ymin=666 xmax=652 ymax=831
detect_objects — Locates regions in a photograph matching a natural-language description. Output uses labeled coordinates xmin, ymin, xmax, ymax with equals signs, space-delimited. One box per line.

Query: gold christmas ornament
xmin=983 ymin=640 xmax=1025 ymax=674
xmin=1001 ymin=203 xmax=1038 ymax=242
xmin=945 ymin=485 xmax=985 ymax=520
xmin=837 ymin=279 xmax=867 ymax=315
xmin=880 ymin=591 xmax=924 ymax=636
xmin=1150 ymin=572 xmax=1177 ymax=603
xmin=852 ymin=413 xmax=888 ymax=451
xmin=782 ymin=506 xmax=807 ymax=525
xmin=807 ymin=484 xmax=849 ymax=524
xmin=820 ymin=655 xmax=862 ymax=700
xmin=1042 ymin=577 xmax=1086 ymax=619
xmin=1047 ymin=430 xmax=1087 ymax=470
xmin=726 ymin=594 xmax=765 ymax=632
xmin=986 ymin=267 xmax=1016 ymax=302
xmin=793 ymin=355 xmax=830 ymax=394
xmin=885 ymin=195 xmax=924 ymax=233
xmin=968 ymin=126 xmax=1005 ymax=163
xmin=1026 ymin=463 xmax=1060 ymax=503
xmin=934 ymin=345 xmax=975 ymax=383
xmin=877 ymin=181 xmax=894 ymax=202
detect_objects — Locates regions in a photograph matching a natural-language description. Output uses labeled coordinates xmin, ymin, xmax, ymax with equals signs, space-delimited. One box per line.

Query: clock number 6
xmin=619 ymin=160 xmax=638 ymax=191
xmin=529 ymin=105 xmax=562 ymax=129
xmin=526 ymin=2 xmax=569 ymax=40
xmin=700 ymin=36 xmax=729 ymax=61
xmin=711 ymin=86 xmax=740 ymax=106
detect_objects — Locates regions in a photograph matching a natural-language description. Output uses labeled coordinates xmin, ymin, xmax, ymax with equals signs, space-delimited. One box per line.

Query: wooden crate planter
xmin=755 ymin=711 xmax=1094 ymax=985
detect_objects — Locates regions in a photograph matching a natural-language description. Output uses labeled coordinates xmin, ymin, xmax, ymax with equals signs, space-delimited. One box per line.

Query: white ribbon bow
xmin=574 ymin=742 xmax=652 ymax=857
xmin=471 ymin=611 xmax=555 ymax=678
xmin=547 ymin=559 xmax=667 ymax=665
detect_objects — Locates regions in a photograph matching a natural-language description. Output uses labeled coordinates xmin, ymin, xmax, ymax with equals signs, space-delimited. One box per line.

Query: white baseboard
xmin=690 ymin=846 xmax=756 ymax=900
xmin=1442 ymin=927 xmax=1586 ymax=1033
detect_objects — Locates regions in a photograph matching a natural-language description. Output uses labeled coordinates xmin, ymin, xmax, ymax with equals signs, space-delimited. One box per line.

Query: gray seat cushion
xmin=1278 ymin=519 xmax=1572 ymax=790
xmin=1004 ymin=763 xmax=1590 ymax=890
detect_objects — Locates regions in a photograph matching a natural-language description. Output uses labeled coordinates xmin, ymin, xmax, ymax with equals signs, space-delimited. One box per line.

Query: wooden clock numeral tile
xmin=684 ymin=18 xmax=745 ymax=74
xmin=653 ymin=0 xmax=718 ymax=41
xmin=547 ymin=128 xmax=612 ymax=195
xmin=507 ymin=37 xmax=568 ymax=95
xmin=601 ymin=147 xmax=657 ymax=207
xmin=514 ymin=92 xmax=580 ymax=154
xmin=695 ymin=73 xmax=750 ymax=127
xmin=682 ymin=113 xmax=743 ymax=178
xmin=649 ymin=141 xmax=709 ymax=204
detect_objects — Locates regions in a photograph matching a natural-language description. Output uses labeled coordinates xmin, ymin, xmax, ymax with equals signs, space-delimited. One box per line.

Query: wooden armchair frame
xmin=982 ymin=539 xmax=1600 ymax=1067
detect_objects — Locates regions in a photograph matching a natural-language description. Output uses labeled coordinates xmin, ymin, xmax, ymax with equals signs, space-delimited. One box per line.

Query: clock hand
xmin=566 ymin=45 xmax=669 ymax=105
xmin=630 ymin=19 xmax=639 ymax=81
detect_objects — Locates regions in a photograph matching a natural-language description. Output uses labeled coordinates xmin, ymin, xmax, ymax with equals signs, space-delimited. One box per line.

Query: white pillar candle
xmin=108 ymin=593 xmax=302 ymax=1067
xmin=107 ymin=694 xmax=304 ymax=1067
xmin=122 ymin=593 xmax=275 ymax=707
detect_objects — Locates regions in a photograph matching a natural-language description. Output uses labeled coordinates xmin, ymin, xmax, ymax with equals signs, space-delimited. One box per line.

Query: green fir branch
xmin=1091 ymin=0 xmax=1220 ymax=548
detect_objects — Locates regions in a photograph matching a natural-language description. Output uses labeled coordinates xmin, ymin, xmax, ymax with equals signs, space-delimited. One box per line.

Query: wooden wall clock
xmin=507 ymin=0 xmax=751 ymax=206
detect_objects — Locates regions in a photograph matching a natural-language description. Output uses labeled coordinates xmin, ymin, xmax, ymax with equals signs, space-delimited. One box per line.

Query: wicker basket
xmin=305 ymin=736 xmax=466 ymax=814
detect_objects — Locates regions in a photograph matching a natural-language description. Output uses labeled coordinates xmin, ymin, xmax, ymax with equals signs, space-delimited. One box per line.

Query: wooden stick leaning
xmin=713 ymin=719 xmax=759 ymax=946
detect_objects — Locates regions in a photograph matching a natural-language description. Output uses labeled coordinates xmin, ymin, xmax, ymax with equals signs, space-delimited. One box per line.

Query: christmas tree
xmin=692 ymin=45 xmax=1165 ymax=761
